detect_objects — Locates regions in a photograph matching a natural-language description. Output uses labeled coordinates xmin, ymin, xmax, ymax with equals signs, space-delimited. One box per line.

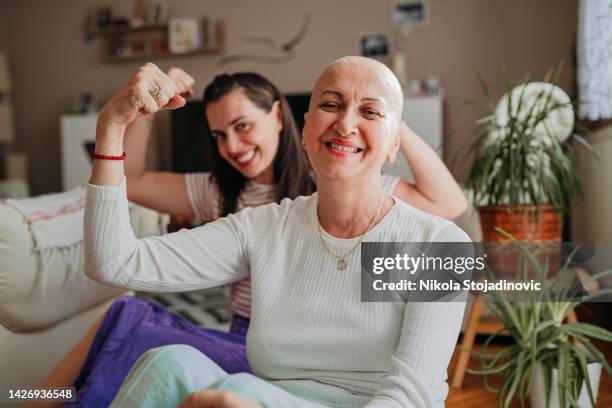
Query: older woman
xmin=85 ymin=57 xmax=469 ymax=408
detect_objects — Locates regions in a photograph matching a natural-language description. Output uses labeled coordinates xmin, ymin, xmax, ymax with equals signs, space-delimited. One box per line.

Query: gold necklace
xmin=317 ymin=197 xmax=385 ymax=270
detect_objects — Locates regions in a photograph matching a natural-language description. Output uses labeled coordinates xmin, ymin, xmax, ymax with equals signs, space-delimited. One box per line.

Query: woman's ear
xmin=387 ymin=125 xmax=400 ymax=163
xmin=273 ymin=100 xmax=283 ymax=132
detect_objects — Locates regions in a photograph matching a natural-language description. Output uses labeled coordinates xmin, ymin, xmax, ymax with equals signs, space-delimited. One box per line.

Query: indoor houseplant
xmin=470 ymin=232 xmax=612 ymax=408
xmin=465 ymin=66 xmax=592 ymax=242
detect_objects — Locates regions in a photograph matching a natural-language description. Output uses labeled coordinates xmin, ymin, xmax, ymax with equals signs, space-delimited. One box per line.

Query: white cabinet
xmin=60 ymin=114 xmax=98 ymax=191
xmin=382 ymin=95 xmax=443 ymax=181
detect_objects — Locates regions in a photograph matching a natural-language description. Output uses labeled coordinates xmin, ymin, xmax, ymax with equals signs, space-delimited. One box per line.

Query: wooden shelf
xmin=86 ymin=19 xmax=225 ymax=64
xmin=87 ymin=24 xmax=167 ymax=37
xmin=102 ymin=47 xmax=224 ymax=63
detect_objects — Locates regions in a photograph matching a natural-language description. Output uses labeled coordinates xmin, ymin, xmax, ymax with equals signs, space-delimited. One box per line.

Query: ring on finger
xmin=150 ymin=86 xmax=163 ymax=100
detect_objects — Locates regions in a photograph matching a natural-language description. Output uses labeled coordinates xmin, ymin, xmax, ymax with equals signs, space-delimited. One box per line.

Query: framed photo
xmin=358 ymin=33 xmax=390 ymax=59
xmin=392 ymin=0 xmax=428 ymax=33
xmin=168 ymin=18 xmax=201 ymax=54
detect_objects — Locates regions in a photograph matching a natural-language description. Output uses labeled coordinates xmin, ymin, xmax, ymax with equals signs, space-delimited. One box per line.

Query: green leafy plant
xmin=469 ymin=230 xmax=612 ymax=407
xmin=465 ymin=65 xmax=593 ymax=215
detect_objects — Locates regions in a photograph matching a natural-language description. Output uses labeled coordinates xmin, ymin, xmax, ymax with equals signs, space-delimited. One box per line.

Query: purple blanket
xmin=68 ymin=296 xmax=250 ymax=407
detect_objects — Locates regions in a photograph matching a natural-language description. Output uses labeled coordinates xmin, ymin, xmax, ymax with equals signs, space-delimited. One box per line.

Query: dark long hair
xmin=202 ymin=72 xmax=315 ymax=216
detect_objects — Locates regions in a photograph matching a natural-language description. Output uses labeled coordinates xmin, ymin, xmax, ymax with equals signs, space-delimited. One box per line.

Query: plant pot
xmin=479 ymin=205 xmax=563 ymax=277
xmin=478 ymin=204 xmax=563 ymax=242
xmin=530 ymin=362 xmax=602 ymax=408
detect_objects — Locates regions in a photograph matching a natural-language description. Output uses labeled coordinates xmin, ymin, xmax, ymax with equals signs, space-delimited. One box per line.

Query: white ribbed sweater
xmin=84 ymin=179 xmax=469 ymax=408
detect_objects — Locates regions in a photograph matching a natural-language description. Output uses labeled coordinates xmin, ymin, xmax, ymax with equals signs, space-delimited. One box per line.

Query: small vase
xmin=530 ymin=362 xmax=602 ymax=408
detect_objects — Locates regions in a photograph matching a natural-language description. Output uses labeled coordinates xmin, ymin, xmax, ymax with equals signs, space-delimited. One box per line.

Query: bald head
xmin=312 ymin=56 xmax=404 ymax=119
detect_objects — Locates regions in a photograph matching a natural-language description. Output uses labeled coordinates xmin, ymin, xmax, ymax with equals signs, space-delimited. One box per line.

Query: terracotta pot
xmin=478 ymin=204 xmax=563 ymax=242
xmin=479 ymin=204 xmax=563 ymax=277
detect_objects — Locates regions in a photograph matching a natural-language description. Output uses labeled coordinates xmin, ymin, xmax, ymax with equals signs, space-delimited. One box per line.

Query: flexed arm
xmin=85 ymin=64 xmax=249 ymax=291
xmin=392 ymin=122 xmax=467 ymax=220
xmin=122 ymin=67 xmax=197 ymax=217
xmin=90 ymin=63 xmax=185 ymax=187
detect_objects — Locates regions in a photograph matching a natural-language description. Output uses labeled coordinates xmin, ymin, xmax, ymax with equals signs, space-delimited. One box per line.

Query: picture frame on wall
xmin=168 ymin=18 xmax=201 ymax=54
xmin=357 ymin=32 xmax=391 ymax=64
xmin=392 ymin=0 xmax=428 ymax=34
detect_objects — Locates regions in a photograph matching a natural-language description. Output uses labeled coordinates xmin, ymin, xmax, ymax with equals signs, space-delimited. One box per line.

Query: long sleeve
xmin=83 ymin=178 xmax=250 ymax=292
xmin=364 ymin=223 xmax=471 ymax=408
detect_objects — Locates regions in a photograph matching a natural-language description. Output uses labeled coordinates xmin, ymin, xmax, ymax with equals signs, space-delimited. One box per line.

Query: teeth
xmin=236 ymin=149 xmax=256 ymax=164
xmin=329 ymin=143 xmax=359 ymax=153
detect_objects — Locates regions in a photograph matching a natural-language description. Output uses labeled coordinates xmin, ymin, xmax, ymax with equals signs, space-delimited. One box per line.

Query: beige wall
xmin=0 ymin=0 xmax=7 ymax=53
xmin=408 ymin=0 xmax=578 ymax=180
xmin=3 ymin=0 xmax=577 ymax=194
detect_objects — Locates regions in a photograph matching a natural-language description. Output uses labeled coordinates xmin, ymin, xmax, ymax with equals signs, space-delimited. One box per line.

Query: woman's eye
xmin=236 ymin=123 xmax=251 ymax=132
xmin=212 ymin=132 xmax=226 ymax=141
xmin=320 ymin=102 xmax=339 ymax=110
xmin=363 ymin=109 xmax=381 ymax=118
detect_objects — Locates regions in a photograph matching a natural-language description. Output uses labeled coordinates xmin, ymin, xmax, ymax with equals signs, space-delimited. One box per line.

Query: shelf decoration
xmin=85 ymin=6 xmax=224 ymax=63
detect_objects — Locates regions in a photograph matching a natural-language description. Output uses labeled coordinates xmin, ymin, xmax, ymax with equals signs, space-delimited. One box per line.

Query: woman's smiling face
xmin=302 ymin=58 xmax=402 ymax=182
xmin=206 ymin=88 xmax=282 ymax=184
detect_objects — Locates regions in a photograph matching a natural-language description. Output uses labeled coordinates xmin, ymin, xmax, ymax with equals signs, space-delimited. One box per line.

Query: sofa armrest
xmin=0 ymin=200 xmax=168 ymax=332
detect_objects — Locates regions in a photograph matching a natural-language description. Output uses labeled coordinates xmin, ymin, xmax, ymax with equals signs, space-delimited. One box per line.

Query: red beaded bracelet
xmin=90 ymin=151 xmax=127 ymax=160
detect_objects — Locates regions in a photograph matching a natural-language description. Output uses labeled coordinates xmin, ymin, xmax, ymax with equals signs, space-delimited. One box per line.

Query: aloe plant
xmin=469 ymin=231 xmax=612 ymax=407
xmin=465 ymin=64 xmax=593 ymax=215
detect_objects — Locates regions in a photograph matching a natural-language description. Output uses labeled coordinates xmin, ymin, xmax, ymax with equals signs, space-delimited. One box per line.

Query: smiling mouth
xmin=234 ymin=149 xmax=257 ymax=166
xmin=324 ymin=142 xmax=363 ymax=154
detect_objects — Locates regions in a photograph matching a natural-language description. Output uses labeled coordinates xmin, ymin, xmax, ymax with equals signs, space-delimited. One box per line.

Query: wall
xmin=0 ymin=0 xmax=7 ymax=53
xmin=400 ymin=0 xmax=578 ymax=180
xmin=3 ymin=0 xmax=578 ymax=194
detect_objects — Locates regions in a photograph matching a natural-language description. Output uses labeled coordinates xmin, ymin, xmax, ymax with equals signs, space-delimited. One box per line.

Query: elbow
xmin=83 ymin=247 xmax=112 ymax=285
xmin=125 ymin=174 xmax=144 ymax=201
xmin=84 ymin=253 xmax=130 ymax=289
xmin=446 ymin=194 xmax=468 ymax=220
xmin=84 ymin=263 xmax=106 ymax=285
xmin=83 ymin=238 xmax=124 ymax=287
xmin=432 ymin=197 xmax=467 ymax=220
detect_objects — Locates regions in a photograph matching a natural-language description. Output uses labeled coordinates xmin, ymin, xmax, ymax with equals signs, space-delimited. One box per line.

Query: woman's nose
xmin=225 ymin=132 xmax=243 ymax=152
xmin=333 ymin=110 xmax=358 ymax=137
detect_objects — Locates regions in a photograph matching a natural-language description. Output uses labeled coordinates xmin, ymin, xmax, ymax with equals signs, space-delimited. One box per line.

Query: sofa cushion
xmin=0 ymin=200 xmax=168 ymax=332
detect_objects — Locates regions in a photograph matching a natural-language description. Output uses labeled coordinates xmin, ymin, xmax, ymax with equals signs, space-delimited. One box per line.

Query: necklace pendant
xmin=337 ymin=259 xmax=347 ymax=270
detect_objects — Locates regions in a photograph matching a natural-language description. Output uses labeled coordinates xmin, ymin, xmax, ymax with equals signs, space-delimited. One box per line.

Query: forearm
xmin=89 ymin=111 xmax=127 ymax=187
xmin=124 ymin=115 xmax=154 ymax=179
xmin=399 ymin=127 xmax=467 ymax=217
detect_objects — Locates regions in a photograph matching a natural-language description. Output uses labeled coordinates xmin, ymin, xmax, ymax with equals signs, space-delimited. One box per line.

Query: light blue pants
xmin=109 ymin=345 xmax=337 ymax=408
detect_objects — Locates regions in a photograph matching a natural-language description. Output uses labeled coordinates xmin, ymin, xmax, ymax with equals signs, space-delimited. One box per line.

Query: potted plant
xmin=465 ymin=65 xmax=592 ymax=242
xmin=470 ymin=234 xmax=612 ymax=407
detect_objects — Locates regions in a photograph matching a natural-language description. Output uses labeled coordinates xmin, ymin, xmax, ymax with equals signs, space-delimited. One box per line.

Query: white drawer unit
xmin=60 ymin=113 xmax=98 ymax=191
xmin=382 ymin=95 xmax=443 ymax=181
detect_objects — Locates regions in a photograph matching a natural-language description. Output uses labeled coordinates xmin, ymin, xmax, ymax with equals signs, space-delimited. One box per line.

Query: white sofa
xmin=0 ymin=197 xmax=168 ymax=390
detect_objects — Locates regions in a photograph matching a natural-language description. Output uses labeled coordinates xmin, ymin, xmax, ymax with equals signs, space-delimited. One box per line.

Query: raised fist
xmin=167 ymin=67 xmax=196 ymax=98
xmin=100 ymin=62 xmax=186 ymax=126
